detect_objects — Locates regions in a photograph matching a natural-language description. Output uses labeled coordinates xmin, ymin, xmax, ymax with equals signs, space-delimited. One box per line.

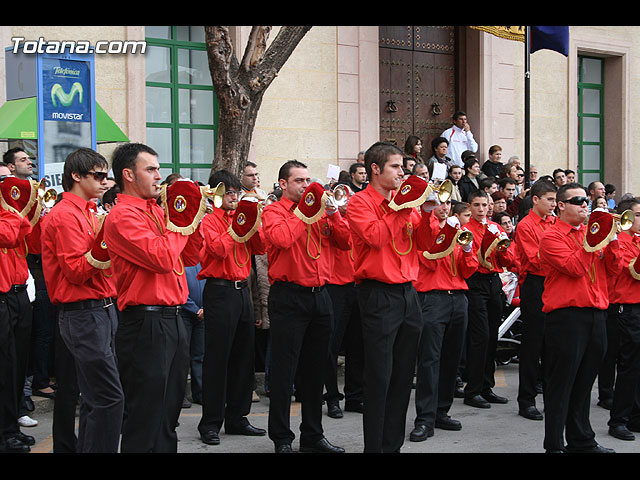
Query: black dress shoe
xmin=609 ymin=425 xmax=636 ymax=441
xmin=409 ymin=424 xmax=434 ymax=442
xmin=344 ymin=400 xmax=363 ymax=413
xmin=454 ymin=387 xmax=465 ymax=398
xmin=482 ymin=392 xmax=508 ymax=404
xmin=275 ymin=443 xmax=293 ymax=453
xmin=327 ymin=402 xmax=343 ymax=418
xmin=2 ymin=437 xmax=30 ymax=453
xmin=299 ymin=437 xmax=345 ymax=453
xmin=225 ymin=423 xmax=266 ymax=436
xmin=200 ymin=430 xmax=220 ymax=445
xmin=567 ymin=444 xmax=615 ymax=453
xmin=435 ymin=415 xmax=462 ymax=431
xmin=519 ymin=405 xmax=543 ymax=421
xmin=11 ymin=431 xmax=35 ymax=446
xmin=23 ymin=396 xmax=35 ymax=412
xmin=464 ymin=394 xmax=491 ymax=409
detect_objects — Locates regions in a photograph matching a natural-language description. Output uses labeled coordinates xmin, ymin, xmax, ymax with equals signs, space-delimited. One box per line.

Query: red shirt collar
xmin=62 ymin=191 xmax=97 ymax=212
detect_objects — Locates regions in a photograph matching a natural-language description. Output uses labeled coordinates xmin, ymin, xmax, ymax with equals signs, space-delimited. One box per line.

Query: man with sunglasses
xmin=539 ymin=183 xmax=623 ymax=453
xmin=40 ymin=148 xmax=123 ymax=452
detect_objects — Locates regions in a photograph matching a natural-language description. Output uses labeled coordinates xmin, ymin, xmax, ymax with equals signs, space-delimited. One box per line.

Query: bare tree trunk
xmin=205 ymin=26 xmax=312 ymax=179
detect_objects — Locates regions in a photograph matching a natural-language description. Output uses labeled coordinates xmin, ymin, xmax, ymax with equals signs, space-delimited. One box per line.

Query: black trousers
xmin=609 ymin=303 xmax=640 ymax=428
xmin=415 ymin=290 xmax=467 ymax=428
xmin=116 ymin=306 xmax=189 ymax=453
xmin=52 ymin=315 xmax=79 ymax=453
xmin=357 ymin=280 xmax=421 ymax=453
xmin=267 ymin=282 xmax=333 ymax=447
xmin=543 ymin=307 xmax=606 ymax=451
xmin=198 ymin=279 xmax=255 ymax=434
xmin=598 ymin=304 xmax=621 ymax=402
xmin=58 ymin=303 xmax=124 ymax=453
xmin=0 ymin=289 xmax=31 ymax=441
xmin=464 ymin=272 xmax=503 ymax=398
xmin=325 ymin=283 xmax=364 ymax=405
xmin=517 ymin=274 xmax=546 ymax=409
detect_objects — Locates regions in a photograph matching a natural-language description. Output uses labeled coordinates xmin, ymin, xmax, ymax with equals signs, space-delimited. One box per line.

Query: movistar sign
xmin=42 ymin=58 xmax=90 ymax=122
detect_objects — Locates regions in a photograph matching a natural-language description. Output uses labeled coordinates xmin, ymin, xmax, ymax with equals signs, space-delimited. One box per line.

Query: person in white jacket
xmin=441 ymin=111 xmax=478 ymax=168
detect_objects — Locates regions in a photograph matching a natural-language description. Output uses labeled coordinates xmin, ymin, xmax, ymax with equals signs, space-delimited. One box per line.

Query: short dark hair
xmin=489 ymin=145 xmax=502 ymax=155
xmin=208 ymin=169 xmax=242 ymax=192
xmin=468 ymin=189 xmax=488 ymax=203
xmin=431 ymin=136 xmax=448 ymax=152
xmin=453 ymin=111 xmax=466 ymax=121
xmin=243 ymin=161 xmax=257 ymax=170
xmin=452 ymin=201 xmax=470 ymax=215
xmin=349 ymin=162 xmax=365 ymax=175
xmin=111 ymin=143 xmax=158 ymax=190
xmin=557 ymin=182 xmax=587 ymax=203
xmin=62 ymin=148 xmax=109 ymax=192
xmin=617 ymin=197 xmax=640 ymax=215
xmin=364 ymin=142 xmax=404 ymax=179
xmin=605 ymin=183 xmax=616 ymax=195
xmin=278 ymin=160 xmax=307 ymax=181
xmin=530 ymin=179 xmax=557 ymax=198
xmin=498 ymin=177 xmax=517 ymax=189
xmin=552 ymin=168 xmax=566 ymax=179
xmin=2 ymin=147 xmax=25 ymax=165
xmin=479 ymin=177 xmax=497 ymax=190
xmin=463 ymin=156 xmax=479 ymax=174
xmin=102 ymin=184 xmax=120 ymax=206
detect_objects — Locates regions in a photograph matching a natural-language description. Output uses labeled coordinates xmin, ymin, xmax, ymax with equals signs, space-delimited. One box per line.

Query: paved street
xmin=20 ymin=361 xmax=640 ymax=454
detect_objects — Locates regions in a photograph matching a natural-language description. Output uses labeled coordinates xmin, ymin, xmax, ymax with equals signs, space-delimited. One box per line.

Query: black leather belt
xmin=124 ymin=305 xmax=182 ymax=316
xmin=60 ymin=297 xmax=114 ymax=312
xmin=428 ymin=289 xmax=466 ymax=295
xmin=8 ymin=284 xmax=27 ymax=293
xmin=207 ymin=277 xmax=248 ymax=290
xmin=274 ymin=281 xmax=326 ymax=293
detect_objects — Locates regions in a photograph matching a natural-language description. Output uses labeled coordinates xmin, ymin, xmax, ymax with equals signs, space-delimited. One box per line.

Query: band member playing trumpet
xmin=539 ymin=183 xmax=623 ymax=453
xmin=103 ymin=143 xmax=203 ymax=453
xmin=346 ymin=142 xmax=433 ymax=453
xmin=514 ymin=180 xmax=557 ymax=421
xmin=606 ymin=197 xmax=640 ymax=441
xmin=461 ymin=190 xmax=516 ymax=409
xmin=40 ymin=148 xmax=123 ymax=453
xmin=409 ymin=198 xmax=478 ymax=442
xmin=262 ymin=160 xmax=351 ymax=453
xmin=197 ymin=170 xmax=267 ymax=446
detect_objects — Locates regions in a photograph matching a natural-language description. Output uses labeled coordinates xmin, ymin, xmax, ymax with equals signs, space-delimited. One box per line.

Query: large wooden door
xmin=379 ymin=26 xmax=456 ymax=150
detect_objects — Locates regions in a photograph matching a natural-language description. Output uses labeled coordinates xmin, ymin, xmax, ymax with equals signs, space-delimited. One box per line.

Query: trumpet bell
xmin=332 ymin=184 xmax=351 ymax=207
xmin=435 ymin=179 xmax=453 ymax=203
xmin=496 ymin=238 xmax=511 ymax=252
xmin=263 ymin=193 xmax=278 ymax=206
xmin=456 ymin=230 xmax=473 ymax=246
xmin=43 ymin=189 xmax=58 ymax=208
xmin=615 ymin=209 xmax=634 ymax=231
xmin=203 ymin=182 xmax=226 ymax=209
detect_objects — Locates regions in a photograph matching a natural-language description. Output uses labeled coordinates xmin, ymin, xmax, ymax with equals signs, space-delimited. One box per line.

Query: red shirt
xmin=103 ymin=193 xmax=202 ymax=310
xmin=465 ymin=217 xmax=516 ymax=275
xmin=346 ymin=184 xmax=431 ymax=284
xmin=261 ymin=195 xmax=351 ymax=287
xmin=608 ymin=232 xmax=640 ymax=305
xmin=514 ymin=210 xmax=556 ymax=279
xmin=41 ymin=192 xmax=117 ymax=304
xmin=539 ymin=219 xmax=623 ymax=313
xmin=0 ymin=209 xmax=32 ymax=293
xmin=415 ymin=214 xmax=478 ymax=292
xmin=198 ymin=206 xmax=266 ymax=281
xmin=329 ymin=246 xmax=356 ymax=285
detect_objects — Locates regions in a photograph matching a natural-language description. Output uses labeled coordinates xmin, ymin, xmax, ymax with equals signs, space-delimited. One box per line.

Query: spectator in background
xmin=427 ymin=137 xmax=454 ymax=174
xmin=182 ymin=263 xmax=206 ymax=407
xmin=404 ymin=135 xmax=423 ymax=166
xmin=605 ymin=184 xmax=617 ymax=210
xmin=441 ymin=111 xmax=478 ymax=167
xmin=552 ymin=169 xmax=567 ymax=189
xmin=458 ymin=157 xmax=482 ymax=202
xmin=481 ymin=145 xmax=504 ymax=179
xmin=565 ymin=169 xmax=576 ymax=183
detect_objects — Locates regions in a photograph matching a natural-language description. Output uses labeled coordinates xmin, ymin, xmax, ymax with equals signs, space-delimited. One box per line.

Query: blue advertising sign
xmin=41 ymin=57 xmax=91 ymax=122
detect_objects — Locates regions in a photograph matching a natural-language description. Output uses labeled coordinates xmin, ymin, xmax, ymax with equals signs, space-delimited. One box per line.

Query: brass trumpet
xmin=496 ymin=237 xmax=511 ymax=252
xmin=36 ymin=178 xmax=58 ymax=208
xmin=426 ymin=179 xmax=453 ymax=204
xmin=203 ymin=182 xmax=227 ymax=209
xmin=613 ymin=209 xmax=634 ymax=231
xmin=456 ymin=229 xmax=473 ymax=246
xmin=329 ymin=184 xmax=352 ymax=207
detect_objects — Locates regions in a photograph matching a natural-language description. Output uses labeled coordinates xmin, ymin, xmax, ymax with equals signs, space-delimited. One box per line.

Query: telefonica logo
xmin=11 ymin=37 xmax=146 ymax=55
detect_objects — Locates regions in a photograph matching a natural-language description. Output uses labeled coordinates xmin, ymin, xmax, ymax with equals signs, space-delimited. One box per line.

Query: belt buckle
xmin=234 ymin=280 xmax=242 ymax=290
xmin=103 ymin=298 xmax=113 ymax=309
xmin=311 ymin=286 xmax=321 ymax=293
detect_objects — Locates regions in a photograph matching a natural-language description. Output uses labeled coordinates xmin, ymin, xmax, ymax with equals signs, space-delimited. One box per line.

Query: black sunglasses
xmin=563 ymin=196 xmax=589 ymax=206
xmin=86 ymin=171 xmax=109 ymax=182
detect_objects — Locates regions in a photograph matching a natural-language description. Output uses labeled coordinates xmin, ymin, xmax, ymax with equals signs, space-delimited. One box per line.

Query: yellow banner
xmin=469 ymin=26 xmax=525 ymax=42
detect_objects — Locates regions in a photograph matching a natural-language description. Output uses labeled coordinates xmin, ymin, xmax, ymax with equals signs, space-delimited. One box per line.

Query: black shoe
xmin=2 ymin=437 xmax=31 ymax=453
xmin=225 ymin=423 xmax=266 ymax=436
xmin=299 ymin=437 xmax=345 ymax=453
xmin=464 ymin=394 xmax=491 ymax=409
xmin=409 ymin=424 xmax=434 ymax=442
xmin=327 ymin=402 xmax=343 ymax=419
xmin=609 ymin=425 xmax=636 ymax=441
xmin=597 ymin=398 xmax=613 ymax=410
xmin=435 ymin=415 xmax=462 ymax=431
xmin=567 ymin=443 xmax=615 ymax=453
xmin=200 ymin=430 xmax=220 ymax=445
xmin=344 ymin=400 xmax=364 ymax=413
xmin=481 ymin=392 xmax=508 ymax=404
xmin=454 ymin=387 xmax=465 ymax=398
xmin=23 ymin=396 xmax=35 ymax=413
xmin=10 ymin=432 xmax=35 ymax=446
xmin=275 ymin=443 xmax=293 ymax=453
xmin=519 ymin=405 xmax=543 ymax=421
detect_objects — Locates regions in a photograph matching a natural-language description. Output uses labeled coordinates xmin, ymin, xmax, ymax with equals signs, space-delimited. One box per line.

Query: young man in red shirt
xmin=539 ymin=183 xmax=623 ymax=453
xmin=346 ymin=142 xmax=432 ymax=453
xmin=262 ymin=160 xmax=350 ymax=453
xmin=410 ymin=198 xmax=478 ymax=442
xmin=197 ymin=169 xmax=266 ymax=446
xmin=41 ymin=148 xmax=123 ymax=453
xmin=606 ymin=197 xmax=640 ymax=441
xmin=104 ymin=143 xmax=202 ymax=453
xmin=514 ymin=180 xmax=557 ymax=421
xmin=462 ymin=189 xmax=516 ymax=409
